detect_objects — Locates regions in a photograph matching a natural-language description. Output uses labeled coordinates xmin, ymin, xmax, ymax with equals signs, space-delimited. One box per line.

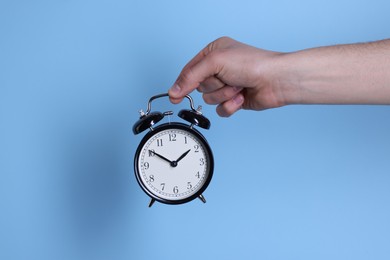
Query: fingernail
xmin=170 ymin=84 xmax=181 ymax=95
xmin=232 ymin=86 xmax=243 ymax=92
xmin=233 ymin=94 xmax=244 ymax=105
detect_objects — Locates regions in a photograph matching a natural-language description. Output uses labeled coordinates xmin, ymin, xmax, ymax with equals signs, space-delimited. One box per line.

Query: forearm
xmin=278 ymin=39 xmax=390 ymax=105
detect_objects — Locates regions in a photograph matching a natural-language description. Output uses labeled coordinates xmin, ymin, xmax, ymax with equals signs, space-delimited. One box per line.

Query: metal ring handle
xmin=144 ymin=93 xmax=196 ymax=115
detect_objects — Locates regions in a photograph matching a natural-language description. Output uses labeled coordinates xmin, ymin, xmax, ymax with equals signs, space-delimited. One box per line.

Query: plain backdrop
xmin=1 ymin=1 xmax=390 ymax=260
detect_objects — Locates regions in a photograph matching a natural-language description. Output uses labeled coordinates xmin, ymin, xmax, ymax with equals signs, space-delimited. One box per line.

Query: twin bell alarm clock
xmin=133 ymin=93 xmax=214 ymax=207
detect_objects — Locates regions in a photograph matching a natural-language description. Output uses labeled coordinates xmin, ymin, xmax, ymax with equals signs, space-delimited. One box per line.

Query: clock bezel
xmin=134 ymin=122 xmax=214 ymax=205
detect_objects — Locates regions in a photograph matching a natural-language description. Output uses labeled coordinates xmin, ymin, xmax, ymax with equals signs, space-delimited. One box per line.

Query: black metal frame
xmin=134 ymin=122 xmax=214 ymax=205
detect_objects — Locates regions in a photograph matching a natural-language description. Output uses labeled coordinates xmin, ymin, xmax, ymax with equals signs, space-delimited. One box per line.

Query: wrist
xmin=268 ymin=52 xmax=304 ymax=106
xmin=272 ymin=47 xmax=350 ymax=105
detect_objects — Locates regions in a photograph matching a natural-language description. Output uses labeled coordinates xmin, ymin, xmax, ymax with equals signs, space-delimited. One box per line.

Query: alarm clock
xmin=133 ymin=93 xmax=214 ymax=207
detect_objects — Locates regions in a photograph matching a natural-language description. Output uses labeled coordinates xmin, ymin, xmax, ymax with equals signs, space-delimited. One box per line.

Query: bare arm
xmin=283 ymin=40 xmax=390 ymax=105
xmin=168 ymin=37 xmax=390 ymax=117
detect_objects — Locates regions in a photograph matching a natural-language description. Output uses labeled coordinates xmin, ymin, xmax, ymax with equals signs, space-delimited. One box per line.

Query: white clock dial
xmin=136 ymin=125 xmax=212 ymax=202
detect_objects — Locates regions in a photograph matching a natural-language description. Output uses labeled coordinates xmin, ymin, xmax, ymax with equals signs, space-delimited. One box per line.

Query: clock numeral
xmin=156 ymin=139 xmax=163 ymax=147
xmin=148 ymin=149 xmax=155 ymax=157
xmin=149 ymin=175 xmax=154 ymax=182
xmin=187 ymin=182 xmax=192 ymax=190
xmin=199 ymin=158 xmax=205 ymax=166
xmin=195 ymin=171 xmax=200 ymax=179
xmin=169 ymin=133 xmax=176 ymax=141
xmin=143 ymin=162 xmax=150 ymax=169
xmin=173 ymin=186 xmax=179 ymax=194
xmin=194 ymin=145 xmax=199 ymax=152
xmin=160 ymin=183 xmax=165 ymax=191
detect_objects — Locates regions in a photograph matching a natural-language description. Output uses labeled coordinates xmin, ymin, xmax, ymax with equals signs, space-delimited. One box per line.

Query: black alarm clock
xmin=133 ymin=93 xmax=214 ymax=207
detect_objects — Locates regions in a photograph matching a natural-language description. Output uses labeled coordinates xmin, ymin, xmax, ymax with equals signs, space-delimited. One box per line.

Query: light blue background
xmin=1 ymin=1 xmax=390 ymax=259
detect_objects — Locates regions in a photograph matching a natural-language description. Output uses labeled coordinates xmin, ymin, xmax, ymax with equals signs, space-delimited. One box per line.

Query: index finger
xmin=168 ymin=39 xmax=224 ymax=103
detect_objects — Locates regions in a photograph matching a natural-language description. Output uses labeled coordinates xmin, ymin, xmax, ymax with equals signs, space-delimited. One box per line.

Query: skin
xmin=168 ymin=37 xmax=390 ymax=117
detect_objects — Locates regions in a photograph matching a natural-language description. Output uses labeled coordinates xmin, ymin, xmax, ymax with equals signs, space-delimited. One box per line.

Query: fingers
xmin=201 ymin=84 xmax=244 ymax=117
xmin=168 ymin=38 xmax=229 ymax=103
xmin=202 ymin=85 xmax=243 ymax=105
xmin=169 ymin=56 xmax=220 ymax=103
xmin=168 ymin=37 xmax=245 ymax=117
xmin=216 ymin=93 xmax=245 ymax=117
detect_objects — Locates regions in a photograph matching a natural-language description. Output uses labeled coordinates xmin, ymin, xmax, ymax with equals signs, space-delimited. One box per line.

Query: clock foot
xmin=148 ymin=198 xmax=156 ymax=207
xmin=198 ymin=194 xmax=206 ymax=203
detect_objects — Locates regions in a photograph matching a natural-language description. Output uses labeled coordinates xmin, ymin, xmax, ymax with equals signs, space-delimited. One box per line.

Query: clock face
xmin=134 ymin=123 xmax=213 ymax=204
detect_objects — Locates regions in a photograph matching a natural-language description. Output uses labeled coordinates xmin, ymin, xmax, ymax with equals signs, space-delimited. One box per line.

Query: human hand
xmin=168 ymin=37 xmax=291 ymax=117
xmin=169 ymin=37 xmax=390 ymax=114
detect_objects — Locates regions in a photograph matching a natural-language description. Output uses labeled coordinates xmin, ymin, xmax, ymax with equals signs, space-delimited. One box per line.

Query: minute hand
xmin=149 ymin=150 xmax=173 ymax=164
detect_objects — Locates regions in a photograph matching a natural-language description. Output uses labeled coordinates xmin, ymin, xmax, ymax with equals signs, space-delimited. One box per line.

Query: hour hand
xmin=149 ymin=150 xmax=172 ymax=164
xmin=175 ymin=149 xmax=191 ymax=164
